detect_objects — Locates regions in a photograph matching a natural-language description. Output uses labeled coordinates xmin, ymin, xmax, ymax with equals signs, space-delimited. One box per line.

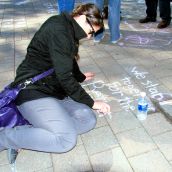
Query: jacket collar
xmin=62 ymin=13 xmax=87 ymax=40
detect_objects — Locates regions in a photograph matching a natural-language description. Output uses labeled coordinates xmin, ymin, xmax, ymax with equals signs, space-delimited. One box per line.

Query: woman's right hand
xmin=92 ymin=100 xmax=111 ymax=115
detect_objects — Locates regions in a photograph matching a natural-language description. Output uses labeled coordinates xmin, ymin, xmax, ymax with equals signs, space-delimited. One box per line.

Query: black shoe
xmin=157 ymin=20 xmax=171 ymax=29
xmin=7 ymin=149 xmax=19 ymax=164
xmin=139 ymin=17 xmax=156 ymax=23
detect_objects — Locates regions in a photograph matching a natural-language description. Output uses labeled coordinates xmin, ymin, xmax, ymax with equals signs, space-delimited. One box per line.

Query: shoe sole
xmin=7 ymin=149 xmax=18 ymax=164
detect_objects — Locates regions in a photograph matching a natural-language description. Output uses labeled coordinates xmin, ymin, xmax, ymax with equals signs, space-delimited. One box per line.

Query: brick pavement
xmin=0 ymin=0 xmax=172 ymax=171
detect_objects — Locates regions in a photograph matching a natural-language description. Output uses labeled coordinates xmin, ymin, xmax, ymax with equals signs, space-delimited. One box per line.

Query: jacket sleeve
xmin=73 ymin=59 xmax=86 ymax=83
xmin=48 ymin=27 xmax=94 ymax=108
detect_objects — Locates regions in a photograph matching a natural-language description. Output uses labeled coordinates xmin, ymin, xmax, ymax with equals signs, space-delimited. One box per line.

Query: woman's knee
xmin=87 ymin=112 xmax=97 ymax=131
xmin=77 ymin=108 xmax=97 ymax=129
xmin=53 ymin=133 xmax=77 ymax=153
xmin=89 ymin=114 xmax=97 ymax=129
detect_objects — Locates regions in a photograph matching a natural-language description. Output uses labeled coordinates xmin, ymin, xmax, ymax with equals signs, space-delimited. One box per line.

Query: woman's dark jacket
xmin=12 ymin=13 xmax=94 ymax=108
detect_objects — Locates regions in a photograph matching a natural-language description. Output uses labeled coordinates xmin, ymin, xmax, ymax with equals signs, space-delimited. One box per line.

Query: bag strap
xmin=31 ymin=68 xmax=54 ymax=83
xmin=19 ymin=68 xmax=54 ymax=89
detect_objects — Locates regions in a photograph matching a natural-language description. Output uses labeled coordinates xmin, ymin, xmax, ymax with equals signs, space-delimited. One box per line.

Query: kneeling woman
xmin=0 ymin=4 xmax=110 ymax=156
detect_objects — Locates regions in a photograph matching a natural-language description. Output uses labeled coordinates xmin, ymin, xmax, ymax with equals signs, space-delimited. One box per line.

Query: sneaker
xmin=157 ymin=20 xmax=171 ymax=29
xmin=111 ymin=39 xmax=120 ymax=44
xmin=93 ymin=34 xmax=105 ymax=43
xmin=111 ymin=34 xmax=122 ymax=44
xmin=7 ymin=149 xmax=19 ymax=164
xmin=93 ymin=39 xmax=101 ymax=43
xmin=139 ymin=17 xmax=156 ymax=23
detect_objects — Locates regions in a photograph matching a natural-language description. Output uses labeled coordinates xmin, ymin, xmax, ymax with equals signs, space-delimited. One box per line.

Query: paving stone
xmin=125 ymin=65 xmax=162 ymax=88
xmin=129 ymin=150 xmax=172 ymax=172
xmin=138 ymin=56 xmax=160 ymax=70
xmin=123 ymin=48 xmax=143 ymax=60
xmin=107 ymin=110 xmax=141 ymax=134
xmin=97 ymin=59 xmax=125 ymax=76
xmin=91 ymin=50 xmax=110 ymax=59
xmin=148 ymin=85 xmax=172 ymax=100
xmin=101 ymin=63 xmax=125 ymax=81
xmin=105 ymin=71 xmax=130 ymax=83
xmin=1 ymin=22 xmax=13 ymax=29
xmin=148 ymin=60 xmax=172 ymax=78
xmin=77 ymin=135 xmax=83 ymax=146
xmin=84 ymin=80 xmax=124 ymax=105
xmin=141 ymin=113 xmax=172 ymax=136
xmin=15 ymin=150 xmax=52 ymax=172
xmin=105 ymin=44 xmax=128 ymax=60
xmin=15 ymin=30 xmax=28 ymax=41
xmin=35 ymin=167 xmax=54 ymax=172
xmin=109 ymin=50 xmax=131 ymax=60
xmin=117 ymin=57 xmax=140 ymax=68
xmin=153 ymin=131 xmax=172 ymax=161
xmin=80 ymin=64 xmax=102 ymax=74
xmin=0 ymin=38 xmax=6 ymax=44
xmin=0 ymin=43 xmax=14 ymax=57
xmin=0 ymin=164 xmax=13 ymax=172
xmin=81 ymin=126 xmax=118 ymax=155
xmin=151 ymin=51 xmax=172 ymax=61
xmin=15 ymin=40 xmax=30 ymax=52
xmin=159 ymin=76 xmax=172 ymax=91
xmin=78 ymin=57 xmax=95 ymax=67
xmin=15 ymin=58 xmax=25 ymax=69
xmin=0 ymin=55 xmax=14 ymax=63
xmin=91 ymin=72 xmax=109 ymax=83
xmin=170 ymin=161 xmax=172 ymax=166
xmin=26 ymin=21 xmax=41 ymax=29
xmin=0 ymin=150 xmax=8 ymax=165
xmin=78 ymin=49 xmax=90 ymax=57
xmin=116 ymin=128 xmax=157 ymax=157
xmin=159 ymin=100 xmax=172 ymax=120
xmin=6 ymin=36 xmax=15 ymax=43
xmin=94 ymin=56 xmax=115 ymax=66
xmin=52 ymin=144 xmax=92 ymax=172
xmin=15 ymin=22 xmax=27 ymax=29
xmin=0 ymin=80 xmax=12 ymax=90
xmin=108 ymin=100 xmax=123 ymax=113
xmin=95 ymin=113 xmax=108 ymax=128
xmin=0 ymin=62 xmax=14 ymax=72
xmin=0 ymin=71 xmax=14 ymax=82
xmin=15 ymin=50 xmax=26 ymax=59
xmin=90 ymin=147 xmax=133 ymax=172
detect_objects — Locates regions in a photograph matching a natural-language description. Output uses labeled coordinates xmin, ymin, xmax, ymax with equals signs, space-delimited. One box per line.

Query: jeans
xmin=94 ymin=0 xmax=121 ymax=42
xmin=57 ymin=0 xmax=75 ymax=14
xmin=0 ymin=97 xmax=96 ymax=153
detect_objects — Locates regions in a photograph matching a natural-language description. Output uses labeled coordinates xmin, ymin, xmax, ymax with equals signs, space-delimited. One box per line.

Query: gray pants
xmin=0 ymin=97 xmax=96 ymax=153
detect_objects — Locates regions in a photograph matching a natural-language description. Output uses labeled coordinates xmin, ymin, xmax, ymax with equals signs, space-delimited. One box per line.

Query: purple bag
xmin=0 ymin=69 xmax=54 ymax=128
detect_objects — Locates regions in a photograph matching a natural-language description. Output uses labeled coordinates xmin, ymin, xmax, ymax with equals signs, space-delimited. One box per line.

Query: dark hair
xmin=71 ymin=3 xmax=104 ymax=29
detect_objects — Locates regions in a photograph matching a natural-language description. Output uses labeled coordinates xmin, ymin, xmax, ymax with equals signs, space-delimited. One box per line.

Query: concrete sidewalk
xmin=0 ymin=0 xmax=172 ymax=171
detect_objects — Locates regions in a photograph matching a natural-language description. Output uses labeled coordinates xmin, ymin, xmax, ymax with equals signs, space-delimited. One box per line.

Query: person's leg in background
xmin=139 ymin=0 xmax=158 ymax=23
xmin=157 ymin=0 xmax=171 ymax=28
xmin=108 ymin=0 xmax=121 ymax=43
xmin=94 ymin=0 xmax=104 ymax=42
xmin=57 ymin=0 xmax=75 ymax=14
xmin=94 ymin=0 xmax=121 ymax=43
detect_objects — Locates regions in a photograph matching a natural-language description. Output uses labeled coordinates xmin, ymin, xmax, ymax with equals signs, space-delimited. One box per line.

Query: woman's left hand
xmin=84 ymin=72 xmax=95 ymax=81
